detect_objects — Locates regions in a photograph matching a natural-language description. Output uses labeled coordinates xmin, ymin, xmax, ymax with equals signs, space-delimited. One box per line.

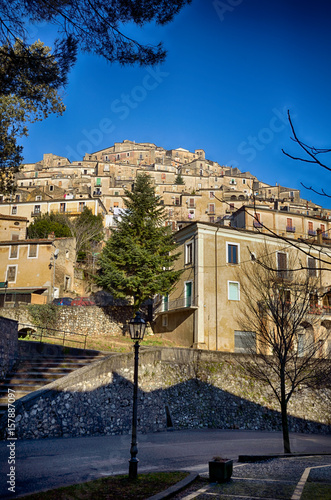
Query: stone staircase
xmin=0 ymin=352 xmax=107 ymax=419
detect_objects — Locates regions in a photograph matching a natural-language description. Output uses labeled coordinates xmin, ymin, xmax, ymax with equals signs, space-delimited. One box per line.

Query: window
xmin=162 ymin=314 xmax=168 ymax=327
xmin=35 ymin=195 xmax=42 ymax=201
xmin=234 ymin=331 xmax=256 ymax=353
xmin=34 ymin=205 xmax=41 ymax=214
xmin=209 ymin=216 xmax=215 ymax=223
xmin=7 ymin=265 xmax=17 ymax=282
xmin=175 ymin=197 xmax=180 ymax=206
xmin=9 ymin=246 xmax=18 ymax=259
xmin=163 ymin=295 xmax=169 ymax=312
xmin=242 ymin=179 xmax=246 ymax=184
xmin=185 ymin=242 xmax=194 ymax=265
xmin=49 ymin=185 xmax=54 ymax=192
xmin=228 ymin=281 xmax=240 ymax=301
xmin=189 ymin=198 xmax=195 ymax=208
xmin=309 ymin=292 xmax=319 ymax=311
xmin=253 ymin=213 xmax=262 ymax=228
xmin=277 ymin=252 xmax=288 ymax=279
xmin=185 ymin=281 xmax=192 ymax=307
xmin=11 ymin=206 xmax=17 ymax=215
xmin=209 ymin=191 xmax=215 ymax=198
xmin=96 ymin=178 xmax=101 ymax=186
xmin=209 ymin=203 xmax=215 ymax=214
xmin=78 ymin=202 xmax=85 ymax=212
xmin=15 ymin=195 xmax=20 ymax=202
xmin=308 ymin=221 xmax=315 ymax=236
xmin=227 ymin=243 xmax=239 ymax=264
xmin=308 ymin=257 xmax=316 ymax=277
xmin=64 ymin=276 xmax=71 ymax=291
xmin=297 ymin=334 xmax=305 ymax=357
xmin=11 ymin=233 xmax=19 ymax=241
xmin=59 ymin=203 xmax=66 ymax=213
xmin=28 ymin=244 xmax=38 ymax=258
xmin=188 ymin=210 xmax=195 ymax=219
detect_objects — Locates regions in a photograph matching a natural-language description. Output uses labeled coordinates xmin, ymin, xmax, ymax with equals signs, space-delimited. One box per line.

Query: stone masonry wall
xmin=0 ymin=305 xmax=134 ymax=336
xmin=0 ymin=317 xmax=18 ymax=380
xmin=1 ymin=348 xmax=330 ymax=440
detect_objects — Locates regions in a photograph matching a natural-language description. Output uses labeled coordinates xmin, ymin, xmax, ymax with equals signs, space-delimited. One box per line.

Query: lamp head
xmin=129 ymin=311 xmax=146 ymax=341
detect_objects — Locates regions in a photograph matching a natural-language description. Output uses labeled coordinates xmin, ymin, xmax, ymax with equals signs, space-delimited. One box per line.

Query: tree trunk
xmin=280 ymin=375 xmax=291 ymax=453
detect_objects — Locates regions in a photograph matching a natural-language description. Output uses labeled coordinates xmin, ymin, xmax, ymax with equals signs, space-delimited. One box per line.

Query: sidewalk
xmin=169 ymin=454 xmax=331 ymax=500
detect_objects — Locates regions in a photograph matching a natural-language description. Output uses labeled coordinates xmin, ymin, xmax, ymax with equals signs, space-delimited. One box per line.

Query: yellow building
xmin=0 ymin=237 xmax=76 ymax=306
xmin=154 ymin=222 xmax=331 ymax=353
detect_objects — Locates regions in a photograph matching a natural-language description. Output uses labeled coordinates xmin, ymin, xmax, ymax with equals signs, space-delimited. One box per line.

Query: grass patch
xmin=23 ymin=471 xmax=188 ymax=499
xmin=301 ymin=482 xmax=331 ymax=500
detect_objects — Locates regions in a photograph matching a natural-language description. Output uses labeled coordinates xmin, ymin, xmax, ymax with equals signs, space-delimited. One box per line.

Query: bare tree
xmin=283 ymin=110 xmax=331 ymax=199
xmin=237 ymin=247 xmax=330 ymax=453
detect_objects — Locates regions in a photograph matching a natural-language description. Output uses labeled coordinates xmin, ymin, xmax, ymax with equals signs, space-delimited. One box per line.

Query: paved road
xmin=1 ymin=429 xmax=331 ymax=498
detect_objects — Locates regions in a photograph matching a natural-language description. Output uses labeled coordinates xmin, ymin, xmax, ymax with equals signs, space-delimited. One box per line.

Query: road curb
xmin=238 ymin=452 xmax=331 ymax=462
xmin=147 ymin=472 xmax=199 ymax=500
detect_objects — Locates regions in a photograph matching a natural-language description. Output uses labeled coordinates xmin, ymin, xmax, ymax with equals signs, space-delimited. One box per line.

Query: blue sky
xmin=20 ymin=0 xmax=331 ymax=207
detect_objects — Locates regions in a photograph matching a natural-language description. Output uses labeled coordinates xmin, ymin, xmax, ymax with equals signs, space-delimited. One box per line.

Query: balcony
xmin=323 ymin=232 xmax=330 ymax=239
xmin=253 ymin=221 xmax=263 ymax=228
xmin=286 ymin=226 xmax=296 ymax=233
xmin=308 ymin=229 xmax=316 ymax=236
xmin=154 ymin=296 xmax=197 ymax=315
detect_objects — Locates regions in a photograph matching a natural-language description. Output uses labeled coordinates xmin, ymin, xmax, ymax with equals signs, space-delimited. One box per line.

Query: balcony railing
xmin=154 ymin=296 xmax=197 ymax=315
xmin=308 ymin=229 xmax=316 ymax=236
xmin=286 ymin=226 xmax=296 ymax=233
xmin=253 ymin=221 xmax=263 ymax=228
xmin=310 ymin=305 xmax=331 ymax=315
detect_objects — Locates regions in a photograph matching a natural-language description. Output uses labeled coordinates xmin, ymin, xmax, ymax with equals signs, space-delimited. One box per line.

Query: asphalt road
xmin=1 ymin=429 xmax=331 ymax=498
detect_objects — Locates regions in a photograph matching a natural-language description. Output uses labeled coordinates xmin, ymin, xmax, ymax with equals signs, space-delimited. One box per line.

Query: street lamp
xmin=128 ymin=311 xmax=146 ymax=480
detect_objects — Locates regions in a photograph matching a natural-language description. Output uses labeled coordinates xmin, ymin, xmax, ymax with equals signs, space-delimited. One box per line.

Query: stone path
xmin=173 ymin=455 xmax=331 ymax=500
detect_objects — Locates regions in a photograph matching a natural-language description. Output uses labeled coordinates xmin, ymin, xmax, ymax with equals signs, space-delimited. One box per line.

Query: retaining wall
xmin=0 ymin=317 xmax=18 ymax=379
xmin=0 ymin=305 xmax=133 ymax=336
xmin=1 ymin=348 xmax=330 ymax=440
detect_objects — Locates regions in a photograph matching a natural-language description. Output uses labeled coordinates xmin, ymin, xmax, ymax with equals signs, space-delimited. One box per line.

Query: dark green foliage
xmin=96 ymin=174 xmax=182 ymax=310
xmin=0 ymin=1 xmax=191 ymax=67
xmin=174 ymin=174 xmax=185 ymax=185
xmin=27 ymin=213 xmax=72 ymax=239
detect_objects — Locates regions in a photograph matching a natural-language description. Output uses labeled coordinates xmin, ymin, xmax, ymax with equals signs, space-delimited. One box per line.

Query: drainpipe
xmin=215 ymin=226 xmax=220 ymax=350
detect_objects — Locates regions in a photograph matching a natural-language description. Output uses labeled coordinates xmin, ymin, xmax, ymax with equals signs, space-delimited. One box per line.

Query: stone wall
xmin=1 ymin=348 xmax=330 ymax=440
xmin=0 ymin=305 xmax=133 ymax=337
xmin=0 ymin=317 xmax=18 ymax=379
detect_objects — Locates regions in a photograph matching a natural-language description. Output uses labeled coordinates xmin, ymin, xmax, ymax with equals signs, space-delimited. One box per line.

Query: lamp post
xmin=128 ymin=311 xmax=146 ymax=480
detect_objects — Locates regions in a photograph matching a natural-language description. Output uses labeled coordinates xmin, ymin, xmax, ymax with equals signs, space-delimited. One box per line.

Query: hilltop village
xmin=1 ymin=140 xmax=331 ymax=352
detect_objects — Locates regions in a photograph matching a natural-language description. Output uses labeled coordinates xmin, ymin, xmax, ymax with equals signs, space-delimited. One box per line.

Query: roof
xmin=0 ymin=213 xmax=28 ymax=222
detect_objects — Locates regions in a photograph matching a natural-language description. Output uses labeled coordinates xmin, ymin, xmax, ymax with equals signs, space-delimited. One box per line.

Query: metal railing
xmin=154 ymin=296 xmax=197 ymax=315
xmin=18 ymin=323 xmax=88 ymax=349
